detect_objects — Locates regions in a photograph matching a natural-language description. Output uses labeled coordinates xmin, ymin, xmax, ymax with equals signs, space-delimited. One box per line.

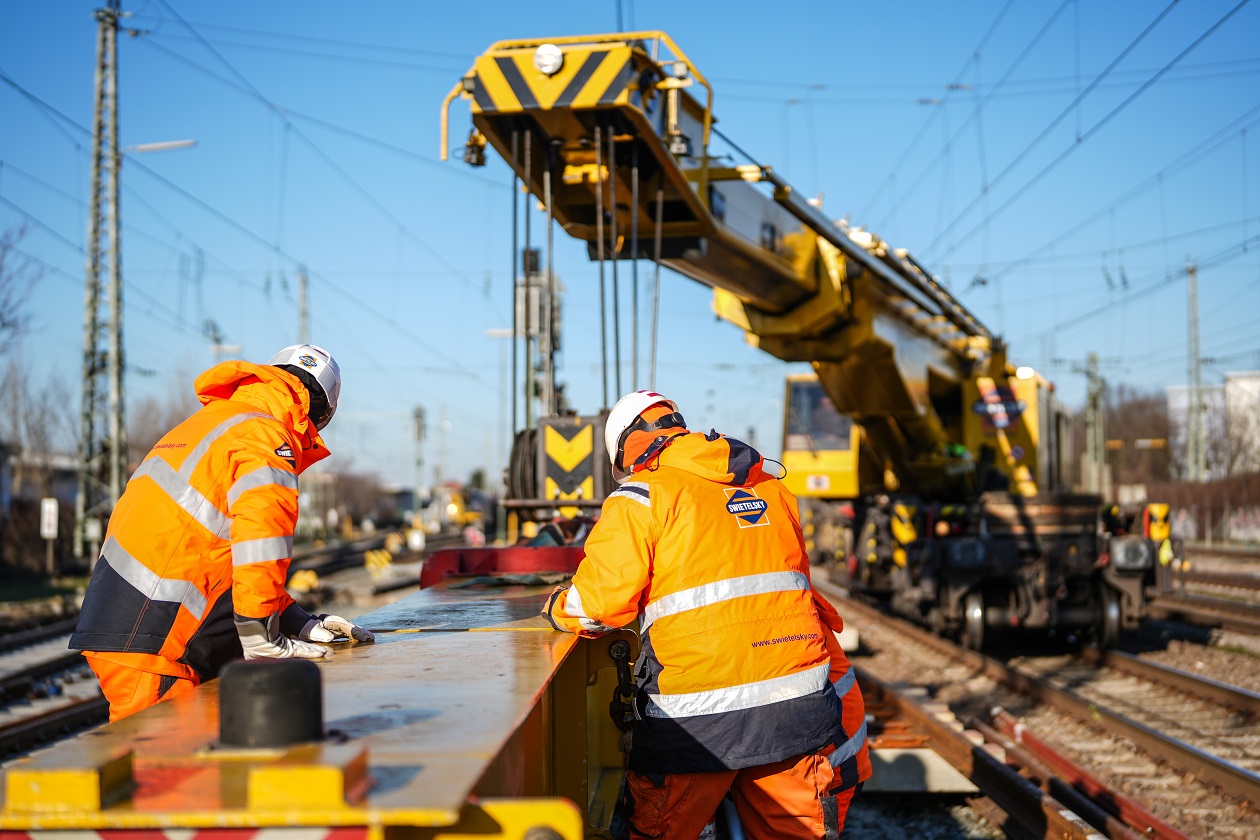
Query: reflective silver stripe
xmin=828 ymin=718 xmax=868 ymax=767
xmin=644 ymin=662 xmax=830 ymax=718
xmin=608 ymin=481 xmax=650 ymax=508
xmin=178 ymin=412 xmax=271 ymax=478
xmin=833 ymin=664 xmax=857 ymax=700
xmin=131 ymin=457 xmax=231 ymax=539
xmin=102 ymin=536 xmax=208 ymax=618
xmin=641 ymin=570 xmax=810 ymax=632
xmin=232 ymin=535 xmax=294 ymax=567
xmin=227 ymin=465 xmax=298 ymax=510
xmin=128 ymin=411 xmax=275 ymax=539
xmin=563 ymin=584 xmax=615 ymax=634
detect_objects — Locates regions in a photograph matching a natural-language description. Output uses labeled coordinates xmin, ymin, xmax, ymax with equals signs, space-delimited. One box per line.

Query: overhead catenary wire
xmin=947 ymin=214 xmax=1260 ymax=271
xmin=926 ymin=0 xmax=1254 ymax=263
xmin=0 ymin=154 xmax=290 ymax=333
xmin=9 ymin=240 xmax=189 ymax=338
xmin=138 ymin=30 xmax=465 ymax=75
xmin=6 ymin=73 xmax=493 ymax=386
xmin=138 ymin=21 xmax=504 ymax=320
xmin=859 ymin=0 xmax=1020 ymax=222
xmin=129 ymin=14 xmax=472 ymax=61
xmin=1018 ymin=231 xmax=1260 ymax=346
xmin=989 ymin=103 xmax=1260 ymax=283
xmin=920 ymin=0 xmax=1180 ymax=257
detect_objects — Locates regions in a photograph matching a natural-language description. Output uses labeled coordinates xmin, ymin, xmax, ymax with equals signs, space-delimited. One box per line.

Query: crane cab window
xmin=786 ymin=380 xmax=852 ymax=452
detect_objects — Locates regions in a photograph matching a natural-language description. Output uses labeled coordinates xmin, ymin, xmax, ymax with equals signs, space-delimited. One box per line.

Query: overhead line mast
xmin=76 ymin=0 xmax=130 ymax=561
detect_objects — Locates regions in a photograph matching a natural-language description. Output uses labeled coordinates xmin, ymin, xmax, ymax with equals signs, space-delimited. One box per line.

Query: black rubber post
xmin=219 ymin=659 xmax=323 ymax=748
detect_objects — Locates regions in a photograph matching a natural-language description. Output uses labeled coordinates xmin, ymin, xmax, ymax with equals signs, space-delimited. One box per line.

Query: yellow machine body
xmin=781 ymin=373 xmax=862 ymax=501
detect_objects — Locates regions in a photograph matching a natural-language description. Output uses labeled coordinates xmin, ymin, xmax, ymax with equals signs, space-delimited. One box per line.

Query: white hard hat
xmin=605 ymin=390 xmax=684 ymax=483
xmin=269 ymin=344 xmax=341 ymax=430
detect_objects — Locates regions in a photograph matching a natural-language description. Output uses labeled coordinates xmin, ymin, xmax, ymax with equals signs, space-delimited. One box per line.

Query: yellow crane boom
xmin=441 ymin=31 xmax=1046 ymax=499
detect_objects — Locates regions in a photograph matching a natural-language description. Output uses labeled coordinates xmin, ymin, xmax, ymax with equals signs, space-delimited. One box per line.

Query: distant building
xmin=7 ymin=449 xmax=80 ymax=506
xmin=1167 ymin=370 xmax=1260 ymax=478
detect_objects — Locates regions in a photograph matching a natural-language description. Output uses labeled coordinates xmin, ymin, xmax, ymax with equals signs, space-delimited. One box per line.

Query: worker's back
xmin=580 ymin=431 xmax=859 ymax=775
xmin=71 ymin=361 xmax=321 ymax=682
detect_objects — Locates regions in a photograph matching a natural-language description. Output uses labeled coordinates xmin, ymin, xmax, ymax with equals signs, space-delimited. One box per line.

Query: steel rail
xmin=0 ymin=646 xmax=83 ymax=701
xmin=1173 ymin=569 xmax=1260 ymax=591
xmin=1185 ymin=543 xmax=1260 ymax=561
xmin=972 ymin=714 xmax=1187 ymax=840
xmin=858 ymin=667 xmax=1104 ymax=839
xmin=817 ymin=580 xmax=1260 ymax=807
xmin=1147 ymin=594 xmax=1260 ymax=635
xmin=0 ymin=694 xmax=109 ymax=759
xmin=994 ymin=664 xmax=1260 ymax=806
xmin=1089 ymin=647 xmax=1260 ymax=718
xmin=0 ymin=617 xmax=79 ymax=654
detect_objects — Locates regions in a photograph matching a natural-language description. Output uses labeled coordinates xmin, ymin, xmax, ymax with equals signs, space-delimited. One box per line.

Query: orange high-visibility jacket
xmin=70 ymin=362 xmax=329 ymax=683
xmin=551 ymin=432 xmax=871 ymax=783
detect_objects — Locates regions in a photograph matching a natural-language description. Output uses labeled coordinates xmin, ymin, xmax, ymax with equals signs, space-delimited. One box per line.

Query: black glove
xmin=541 ymin=585 xmax=567 ymax=632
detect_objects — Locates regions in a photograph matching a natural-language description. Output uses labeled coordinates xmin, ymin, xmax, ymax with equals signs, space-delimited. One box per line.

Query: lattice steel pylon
xmin=1186 ymin=262 xmax=1205 ymax=482
xmin=75 ymin=0 xmax=128 ymax=560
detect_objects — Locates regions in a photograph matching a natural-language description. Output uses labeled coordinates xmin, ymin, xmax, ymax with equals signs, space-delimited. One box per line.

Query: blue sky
xmin=2 ymin=0 xmax=1258 ymax=487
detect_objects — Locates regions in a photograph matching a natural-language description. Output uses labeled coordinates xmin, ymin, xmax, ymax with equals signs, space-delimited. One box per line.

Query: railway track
xmin=821 ymin=578 xmax=1260 ymax=837
xmin=0 ymin=628 xmax=106 ymax=760
xmin=1185 ymin=544 xmax=1260 ymax=562
xmin=1151 ymin=561 xmax=1260 ymax=635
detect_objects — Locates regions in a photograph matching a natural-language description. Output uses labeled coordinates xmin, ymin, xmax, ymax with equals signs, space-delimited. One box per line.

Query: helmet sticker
xmin=724 ymin=487 xmax=769 ymax=528
xmin=298 ymin=354 xmax=319 ymax=368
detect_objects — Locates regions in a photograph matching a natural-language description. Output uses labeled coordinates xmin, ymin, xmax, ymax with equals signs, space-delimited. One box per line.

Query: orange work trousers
xmin=626 ymin=747 xmax=859 ymax=839
xmin=85 ymin=655 xmax=199 ymax=722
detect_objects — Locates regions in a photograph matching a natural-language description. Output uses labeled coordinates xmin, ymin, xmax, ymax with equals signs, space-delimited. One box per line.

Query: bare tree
xmin=0 ymin=352 xmax=77 ymax=575
xmin=1 ymin=363 xmax=76 ymax=499
xmin=1204 ymin=399 xmax=1258 ymax=479
xmin=1104 ymin=383 xmax=1172 ymax=485
xmin=333 ymin=469 xmax=390 ymax=526
xmin=0 ymin=226 xmax=39 ymax=357
xmin=127 ymin=369 xmax=200 ymax=469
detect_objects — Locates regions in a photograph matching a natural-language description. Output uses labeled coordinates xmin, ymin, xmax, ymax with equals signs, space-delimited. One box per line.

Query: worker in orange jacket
xmin=70 ymin=345 xmax=374 ymax=721
xmin=543 ymin=390 xmax=871 ymax=839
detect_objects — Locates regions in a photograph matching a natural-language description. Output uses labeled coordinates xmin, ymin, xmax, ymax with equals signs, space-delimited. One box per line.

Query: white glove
xmin=298 ymin=613 xmax=376 ymax=644
xmin=235 ymin=612 xmax=329 ymax=660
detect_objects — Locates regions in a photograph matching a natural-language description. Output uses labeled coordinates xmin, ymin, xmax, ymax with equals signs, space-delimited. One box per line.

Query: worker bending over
xmin=543 ymin=390 xmax=871 ymax=839
xmin=70 ymin=344 xmax=374 ymax=721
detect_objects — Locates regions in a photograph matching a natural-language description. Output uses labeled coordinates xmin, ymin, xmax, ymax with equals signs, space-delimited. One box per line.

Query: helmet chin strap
xmin=629 ymin=430 xmax=688 ymax=474
xmin=616 ymin=411 xmax=686 ymax=473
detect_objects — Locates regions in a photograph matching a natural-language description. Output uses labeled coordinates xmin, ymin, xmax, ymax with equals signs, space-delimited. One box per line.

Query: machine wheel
xmin=1095 ymin=585 xmax=1121 ymax=650
xmin=961 ymin=591 xmax=985 ymax=651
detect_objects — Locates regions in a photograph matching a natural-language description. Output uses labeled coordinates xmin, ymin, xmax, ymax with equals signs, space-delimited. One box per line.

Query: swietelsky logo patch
xmin=724 ymin=487 xmax=769 ymax=528
xmin=298 ymin=354 xmax=318 ymax=368
xmin=275 ymin=443 xmax=296 ymax=469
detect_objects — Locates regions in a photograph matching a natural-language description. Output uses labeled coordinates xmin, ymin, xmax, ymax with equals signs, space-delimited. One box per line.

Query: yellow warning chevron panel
xmin=471 ymin=47 xmax=635 ymax=114
xmin=545 ymin=424 xmax=594 ymax=473
xmin=546 ymin=475 xmax=595 ymax=519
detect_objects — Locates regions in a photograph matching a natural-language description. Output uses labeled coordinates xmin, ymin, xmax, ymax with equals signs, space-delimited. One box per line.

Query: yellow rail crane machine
xmin=440 ymin=31 xmax=1164 ymax=649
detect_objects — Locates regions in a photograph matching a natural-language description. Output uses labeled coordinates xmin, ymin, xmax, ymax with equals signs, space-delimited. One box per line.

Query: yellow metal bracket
xmin=4 ymin=749 xmax=133 ymax=813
